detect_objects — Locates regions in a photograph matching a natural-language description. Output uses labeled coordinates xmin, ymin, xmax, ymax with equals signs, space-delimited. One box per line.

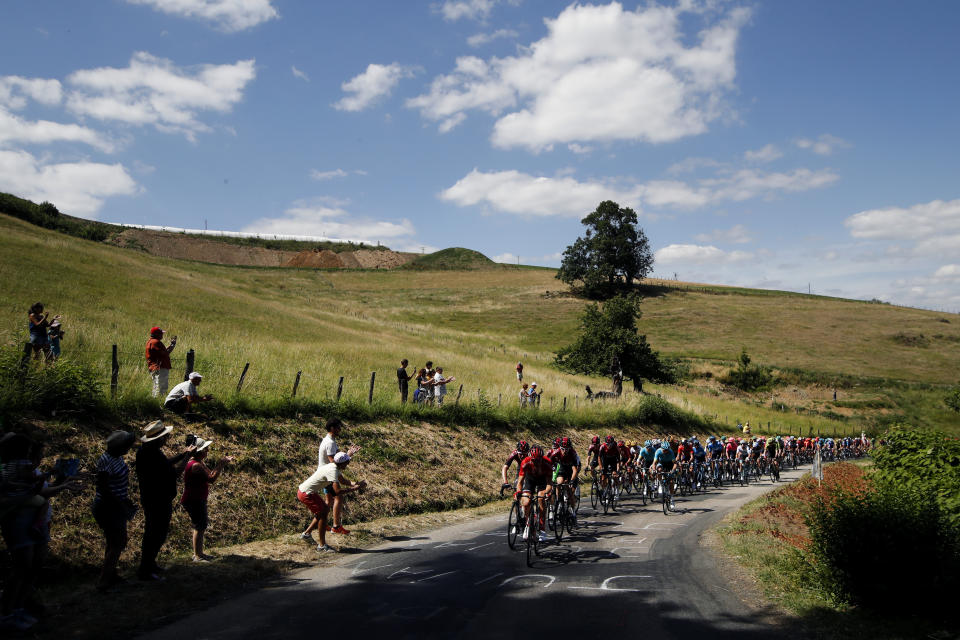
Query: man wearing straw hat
xmin=135 ymin=420 xmax=195 ymax=581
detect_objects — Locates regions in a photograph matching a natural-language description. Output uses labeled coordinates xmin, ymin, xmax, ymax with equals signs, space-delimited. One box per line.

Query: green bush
xmin=719 ymin=348 xmax=773 ymax=391
xmin=807 ymin=482 xmax=959 ymax=608
xmin=0 ymin=344 xmax=105 ymax=419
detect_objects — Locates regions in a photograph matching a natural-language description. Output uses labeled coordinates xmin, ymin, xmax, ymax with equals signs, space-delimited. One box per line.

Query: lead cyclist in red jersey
xmin=516 ymin=445 xmax=554 ymax=543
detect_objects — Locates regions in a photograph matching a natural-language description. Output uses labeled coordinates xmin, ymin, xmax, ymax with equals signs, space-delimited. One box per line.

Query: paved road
xmin=142 ymin=465 xmax=812 ymax=640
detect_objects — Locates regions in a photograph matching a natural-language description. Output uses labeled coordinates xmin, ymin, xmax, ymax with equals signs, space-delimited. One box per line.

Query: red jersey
xmin=617 ymin=445 xmax=631 ymax=461
xmin=677 ymin=444 xmax=692 ymax=461
xmin=587 ymin=442 xmax=600 ymax=460
xmin=724 ymin=442 xmax=737 ymax=456
xmin=504 ymin=449 xmax=526 ymax=468
xmin=598 ymin=443 xmax=619 ymax=463
xmin=518 ymin=456 xmax=553 ymax=482
xmin=547 ymin=447 xmax=562 ymax=462
xmin=553 ymin=447 xmax=579 ymax=466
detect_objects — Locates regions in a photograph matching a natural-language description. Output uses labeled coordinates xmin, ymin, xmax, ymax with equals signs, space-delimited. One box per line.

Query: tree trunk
xmin=632 ymin=377 xmax=642 ymax=393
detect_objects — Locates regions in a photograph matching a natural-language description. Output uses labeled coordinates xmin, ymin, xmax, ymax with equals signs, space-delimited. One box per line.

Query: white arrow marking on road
xmin=351 ymin=561 xmax=394 ymax=576
xmin=499 ymin=574 xmax=556 ymax=588
xmin=641 ymin=522 xmax=686 ymax=530
xmin=568 ymin=575 xmax=652 ymax=592
xmin=609 ymin=547 xmax=648 ymax=558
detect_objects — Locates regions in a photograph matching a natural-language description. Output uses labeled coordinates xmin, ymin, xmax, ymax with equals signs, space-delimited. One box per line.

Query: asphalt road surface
xmin=142 ymin=464 xmax=813 ymax=640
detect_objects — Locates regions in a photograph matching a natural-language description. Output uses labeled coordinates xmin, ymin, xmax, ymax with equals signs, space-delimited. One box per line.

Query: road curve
xmin=141 ymin=465 xmax=814 ymax=640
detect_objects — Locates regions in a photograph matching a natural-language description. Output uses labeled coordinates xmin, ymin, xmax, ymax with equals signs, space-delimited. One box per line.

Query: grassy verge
xmin=716 ymin=462 xmax=953 ymax=639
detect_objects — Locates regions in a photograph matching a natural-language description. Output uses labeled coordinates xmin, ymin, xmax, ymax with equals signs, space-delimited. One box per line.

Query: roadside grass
xmin=717 ymin=463 xmax=952 ymax=639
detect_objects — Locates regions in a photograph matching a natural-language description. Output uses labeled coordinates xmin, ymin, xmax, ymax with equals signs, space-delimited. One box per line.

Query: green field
xmin=1 ymin=208 xmax=958 ymax=432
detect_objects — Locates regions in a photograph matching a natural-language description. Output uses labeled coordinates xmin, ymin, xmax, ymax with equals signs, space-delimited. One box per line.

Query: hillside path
xmin=141 ymin=465 xmax=813 ymax=640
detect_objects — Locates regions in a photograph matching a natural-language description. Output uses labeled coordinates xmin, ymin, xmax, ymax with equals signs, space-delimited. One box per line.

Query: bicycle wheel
xmin=573 ymin=483 xmax=581 ymax=515
xmin=639 ymin=476 xmax=647 ymax=506
xmin=590 ymin=478 xmax=599 ymax=509
xmin=507 ymin=501 xmax=522 ymax=550
xmin=662 ymin=488 xmax=669 ymax=515
xmin=624 ymin=471 xmax=634 ymax=495
xmin=525 ymin=510 xmax=537 ymax=567
xmin=553 ymin=495 xmax=565 ymax=542
xmin=601 ymin=484 xmax=610 ymax=514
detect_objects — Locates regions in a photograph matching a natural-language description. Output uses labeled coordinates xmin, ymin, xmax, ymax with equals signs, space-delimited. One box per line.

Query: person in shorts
xmin=317 ymin=418 xmax=360 ymax=535
xmin=92 ymin=431 xmax=137 ymax=591
xmin=298 ymin=452 xmax=366 ymax=552
xmin=181 ymin=437 xmax=232 ymax=562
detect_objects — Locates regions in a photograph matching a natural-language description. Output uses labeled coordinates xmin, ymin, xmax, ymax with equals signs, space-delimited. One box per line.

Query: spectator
xmin=527 ymin=382 xmax=542 ymax=407
xmin=92 ymin=430 xmax=137 ymax=591
xmin=433 ymin=367 xmax=455 ymax=406
xmin=397 ymin=359 xmax=413 ymax=404
xmin=135 ymin=420 xmax=194 ymax=581
xmin=47 ymin=318 xmax=64 ymax=361
xmin=519 ymin=383 xmax=529 ymax=406
xmin=27 ymin=303 xmax=58 ymax=362
xmin=516 ymin=361 xmax=523 ymax=381
xmin=164 ymin=372 xmax=212 ymax=415
xmin=146 ymin=327 xmax=177 ymax=398
xmin=297 ymin=452 xmax=366 ymax=552
xmin=414 ymin=367 xmax=432 ymax=404
xmin=318 ymin=418 xmax=361 ymax=535
xmin=180 ymin=437 xmax=232 ymax=562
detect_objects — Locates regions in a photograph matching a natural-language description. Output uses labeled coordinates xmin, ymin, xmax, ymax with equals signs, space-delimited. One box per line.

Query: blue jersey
xmin=706 ymin=442 xmax=723 ymax=456
xmin=692 ymin=445 xmax=706 ymax=460
xmin=653 ymin=448 xmax=676 ymax=465
xmin=638 ymin=447 xmax=656 ymax=463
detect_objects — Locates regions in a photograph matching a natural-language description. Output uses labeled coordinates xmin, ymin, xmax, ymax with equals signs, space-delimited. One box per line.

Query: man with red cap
xmin=145 ymin=327 xmax=177 ymax=398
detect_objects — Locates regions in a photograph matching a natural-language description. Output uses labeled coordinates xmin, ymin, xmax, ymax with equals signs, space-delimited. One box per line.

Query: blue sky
xmin=2 ymin=0 xmax=959 ymax=309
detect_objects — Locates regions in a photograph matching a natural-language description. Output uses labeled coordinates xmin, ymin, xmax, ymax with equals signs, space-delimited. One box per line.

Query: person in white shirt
xmin=317 ymin=418 xmax=360 ymax=535
xmin=432 ymin=367 xmax=455 ymax=406
xmin=297 ymin=452 xmax=366 ymax=552
xmin=163 ymin=372 xmax=212 ymax=415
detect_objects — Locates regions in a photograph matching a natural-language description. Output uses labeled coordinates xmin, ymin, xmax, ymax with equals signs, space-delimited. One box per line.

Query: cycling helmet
xmin=530 ymin=445 xmax=544 ymax=460
xmin=660 ymin=441 xmax=670 ymax=450
xmin=516 ymin=440 xmax=529 ymax=453
xmin=618 ymin=440 xmax=625 ymax=447
xmin=681 ymin=439 xmax=688 ymax=444
xmin=708 ymin=436 xmax=716 ymax=442
xmin=560 ymin=436 xmax=571 ymax=448
xmin=591 ymin=435 xmax=600 ymax=444
xmin=605 ymin=435 xmax=615 ymax=444
xmin=644 ymin=440 xmax=651 ymax=447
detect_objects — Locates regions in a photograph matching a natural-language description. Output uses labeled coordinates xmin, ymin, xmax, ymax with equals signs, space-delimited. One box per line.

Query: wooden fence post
xmin=498 ymin=393 xmax=502 ymax=407
xmin=236 ymin=363 xmax=249 ymax=393
xmin=549 ymin=397 xmax=553 ymax=409
xmin=111 ymin=345 xmax=119 ymax=398
xmin=336 ymin=376 xmax=344 ymax=402
xmin=563 ymin=397 xmax=567 ymax=412
xmin=368 ymin=372 xmax=376 ymax=404
xmin=292 ymin=370 xmax=302 ymax=397
xmin=455 ymin=384 xmax=463 ymax=405
xmin=184 ymin=349 xmax=195 ymax=381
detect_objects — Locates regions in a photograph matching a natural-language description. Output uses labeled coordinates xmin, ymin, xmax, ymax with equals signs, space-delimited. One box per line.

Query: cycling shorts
xmin=521 ymin=476 xmax=550 ymax=494
xmin=556 ymin=464 xmax=574 ymax=480
xmin=658 ymin=460 xmax=675 ymax=472
xmin=601 ymin=461 xmax=617 ymax=475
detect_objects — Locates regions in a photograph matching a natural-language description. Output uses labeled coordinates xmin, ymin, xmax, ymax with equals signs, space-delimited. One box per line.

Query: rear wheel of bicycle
xmin=662 ymin=490 xmax=669 ymax=515
xmin=573 ymin=483 xmax=581 ymax=515
xmin=639 ymin=478 xmax=647 ymax=506
xmin=507 ymin=501 xmax=522 ymax=550
xmin=590 ymin=479 xmax=599 ymax=509
xmin=601 ymin=485 xmax=610 ymax=514
xmin=554 ymin=500 xmax=565 ymax=542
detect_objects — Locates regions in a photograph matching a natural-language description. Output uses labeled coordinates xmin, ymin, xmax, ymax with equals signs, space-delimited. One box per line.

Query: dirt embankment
xmin=111 ymin=228 xmax=418 ymax=269
xmin=284 ymin=248 xmax=417 ymax=269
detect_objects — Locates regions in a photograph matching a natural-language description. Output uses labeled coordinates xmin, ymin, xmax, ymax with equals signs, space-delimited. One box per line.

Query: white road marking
xmin=387 ymin=566 xmax=434 ymax=580
xmin=434 ymin=541 xmax=472 ymax=549
xmin=568 ymin=575 xmax=652 ymax=592
xmin=474 ymin=572 xmax=504 ymax=585
xmin=641 ymin=522 xmax=686 ymax=530
xmin=412 ymin=570 xmax=458 ymax=583
xmin=499 ymin=574 xmax=556 ymax=588
xmin=608 ymin=547 xmax=648 ymax=558
xmin=467 ymin=541 xmax=495 ymax=551
xmin=351 ymin=561 xmax=394 ymax=576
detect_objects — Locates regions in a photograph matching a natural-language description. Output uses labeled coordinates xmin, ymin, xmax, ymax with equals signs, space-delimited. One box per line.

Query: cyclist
xmin=653 ymin=441 xmax=677 ymax=510
xmin=516 ymin=445 xmax=554 ymax=543
xmin=501 ymin=440 xmax=530 ymax=486
xmin=706 ymin=436 xmax=724 ymax=483
xmin=637 ymin=440 xmax=656 ymax=491
xmin=586 ymin=436 xmax=601 ymax=475
xmin=691 ymin=438 xmax=707 ymax=489
xmin=764 ymin=436 xmax=780 ymax=477
xmin=597 ymin=436 xmax=620 ymax=509
xmin=552 ymin=437 xmax=580 ymax=522
xmin=547 ymin=437 xmax=563 ymax=462
xmin=616 ymin=439 xmax=632 ymax=490
xmin=736 ymin=438 xmax=751 ymax=476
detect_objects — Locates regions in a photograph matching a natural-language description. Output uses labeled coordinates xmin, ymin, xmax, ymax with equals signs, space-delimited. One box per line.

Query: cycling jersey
xmin=692 ymin=445 xmax=707 ymax=461
xmin=725 ymin=442 xmax=738 ymax=457
xmin=653 ymin=448 xmax=676 ymax=470
xmin=677 ymin=444 xmax=692 ymax=461
xmin=552 ymin=447 xmax=579 ymax=467
xmin=764 ymin=441 xmax=778 ymax=457
xmin=706 ymin=442 xmax=723 ymax=457
xmin=617 ymin=445 xmax=631 ymax=462
xmin=518 ymin=455 xmax=553 ymax=492
xmin=638 ymin=447 xmax=656 ymax=467
xmin=586 ymin=442 xmax=601 ymax=466
xmin=503 ymin=449 xmax=526 ymax=468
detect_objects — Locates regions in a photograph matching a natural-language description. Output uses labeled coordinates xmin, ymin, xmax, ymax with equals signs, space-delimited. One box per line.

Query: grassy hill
xmin=1 ymin=207 xmax=957 ymax=432
xmin=402 ymin=247 xmax=498 ymax=270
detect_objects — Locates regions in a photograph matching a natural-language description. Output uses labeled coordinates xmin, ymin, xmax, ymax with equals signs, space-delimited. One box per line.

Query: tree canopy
xmin=554 ymin=294 xmax=673 ymax=386
xmin=556 ymin=200 xmax=654 ymax=299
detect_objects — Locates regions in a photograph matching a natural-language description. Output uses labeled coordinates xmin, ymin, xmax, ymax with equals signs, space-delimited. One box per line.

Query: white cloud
xmin=694 ymin=224 xmax=753 ymax=244
xmin=492 ymin=251 xmax=562 ymax=266
xmin=440 ymin=169 xmax=643 ymax=217
xmin=242 ymin=201 xmax=416 ymax=244
xmin=655 ymin=243 xmax=752 ymax=265
xmin=437 ymin=0 xmax=498 ymax=22
xmin=0 ymin=76 xmax=62 ymax=110
xmin=125 ymin=0 xmax=278 ymax=32
xmin=334 ymin=63 xmax=418 ymax=112
xmin=846 ymin=199 xmax=960 ymax=241
xmin=795 ymin=134 xmax=850 ymax=155
xmin=310 ymin=169 xmax=348 ymax=181
xmin=291 ymin=66 xmax=309 ymax=82
xmin=467 ymin=28 xmax=518 ymax=47
xmin=0 ymin=108 xmax=115 ymax=152
xmin=666 ymin=156 xmax=724 ymax=175
xmin=441 ymin=165 xmax=838 ymax=217
xmin=410 ymin=2 xmax=752 ymax=151
xmin=567 ymin=143 xmax=593 ymax=155
xmin=933 ymin=264 xmax=960 ymax=280
xmin=66 ymin=52 xmax=256 ymax=140
xmin=744 ymin=143 xmax=781 ymax=163
xmin=0 ymin=148 xmax=137 ymax=215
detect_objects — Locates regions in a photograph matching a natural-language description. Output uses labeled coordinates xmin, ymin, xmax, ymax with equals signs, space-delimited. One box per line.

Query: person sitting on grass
xmin=180 ymin=437 xmax=232 ymax=563
xmin=164 ymin=372 xmax=212 ymax=415
xmin=297 ymin=452 xmax=366 ymax=553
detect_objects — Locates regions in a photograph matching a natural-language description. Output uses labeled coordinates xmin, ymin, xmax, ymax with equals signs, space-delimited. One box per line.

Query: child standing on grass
xmin=180 ymin=438 xmax=232 ymax=563
xmin=47 ymin=319 xmax=64 ymax=361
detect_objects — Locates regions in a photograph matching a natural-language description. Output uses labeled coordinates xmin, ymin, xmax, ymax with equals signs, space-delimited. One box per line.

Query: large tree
xmin=554 ymin=294 xmax=672 ymax=390
xmin=556 ymin=200 xmax=654 ymax=299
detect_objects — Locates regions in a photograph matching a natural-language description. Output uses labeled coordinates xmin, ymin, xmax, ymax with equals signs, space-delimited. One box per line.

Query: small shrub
xmin=0 ymin=344 xmax=104 ymax=417
xmin=891 ymin=331 xmax=929 ymax=347
xmin=719 ymin=348 xmax=774 ymax=391
xmin=807 ymin=482 xmax=959 ymax=609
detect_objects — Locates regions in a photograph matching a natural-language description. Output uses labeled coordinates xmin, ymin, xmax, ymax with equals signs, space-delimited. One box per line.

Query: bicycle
xmin=659 ymin=469 xmax=677 ymax=515
xmin=502 ymin=483 xmax=522 ymax=550
xmin=523 ymin=489 xmax=549 ymax=567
